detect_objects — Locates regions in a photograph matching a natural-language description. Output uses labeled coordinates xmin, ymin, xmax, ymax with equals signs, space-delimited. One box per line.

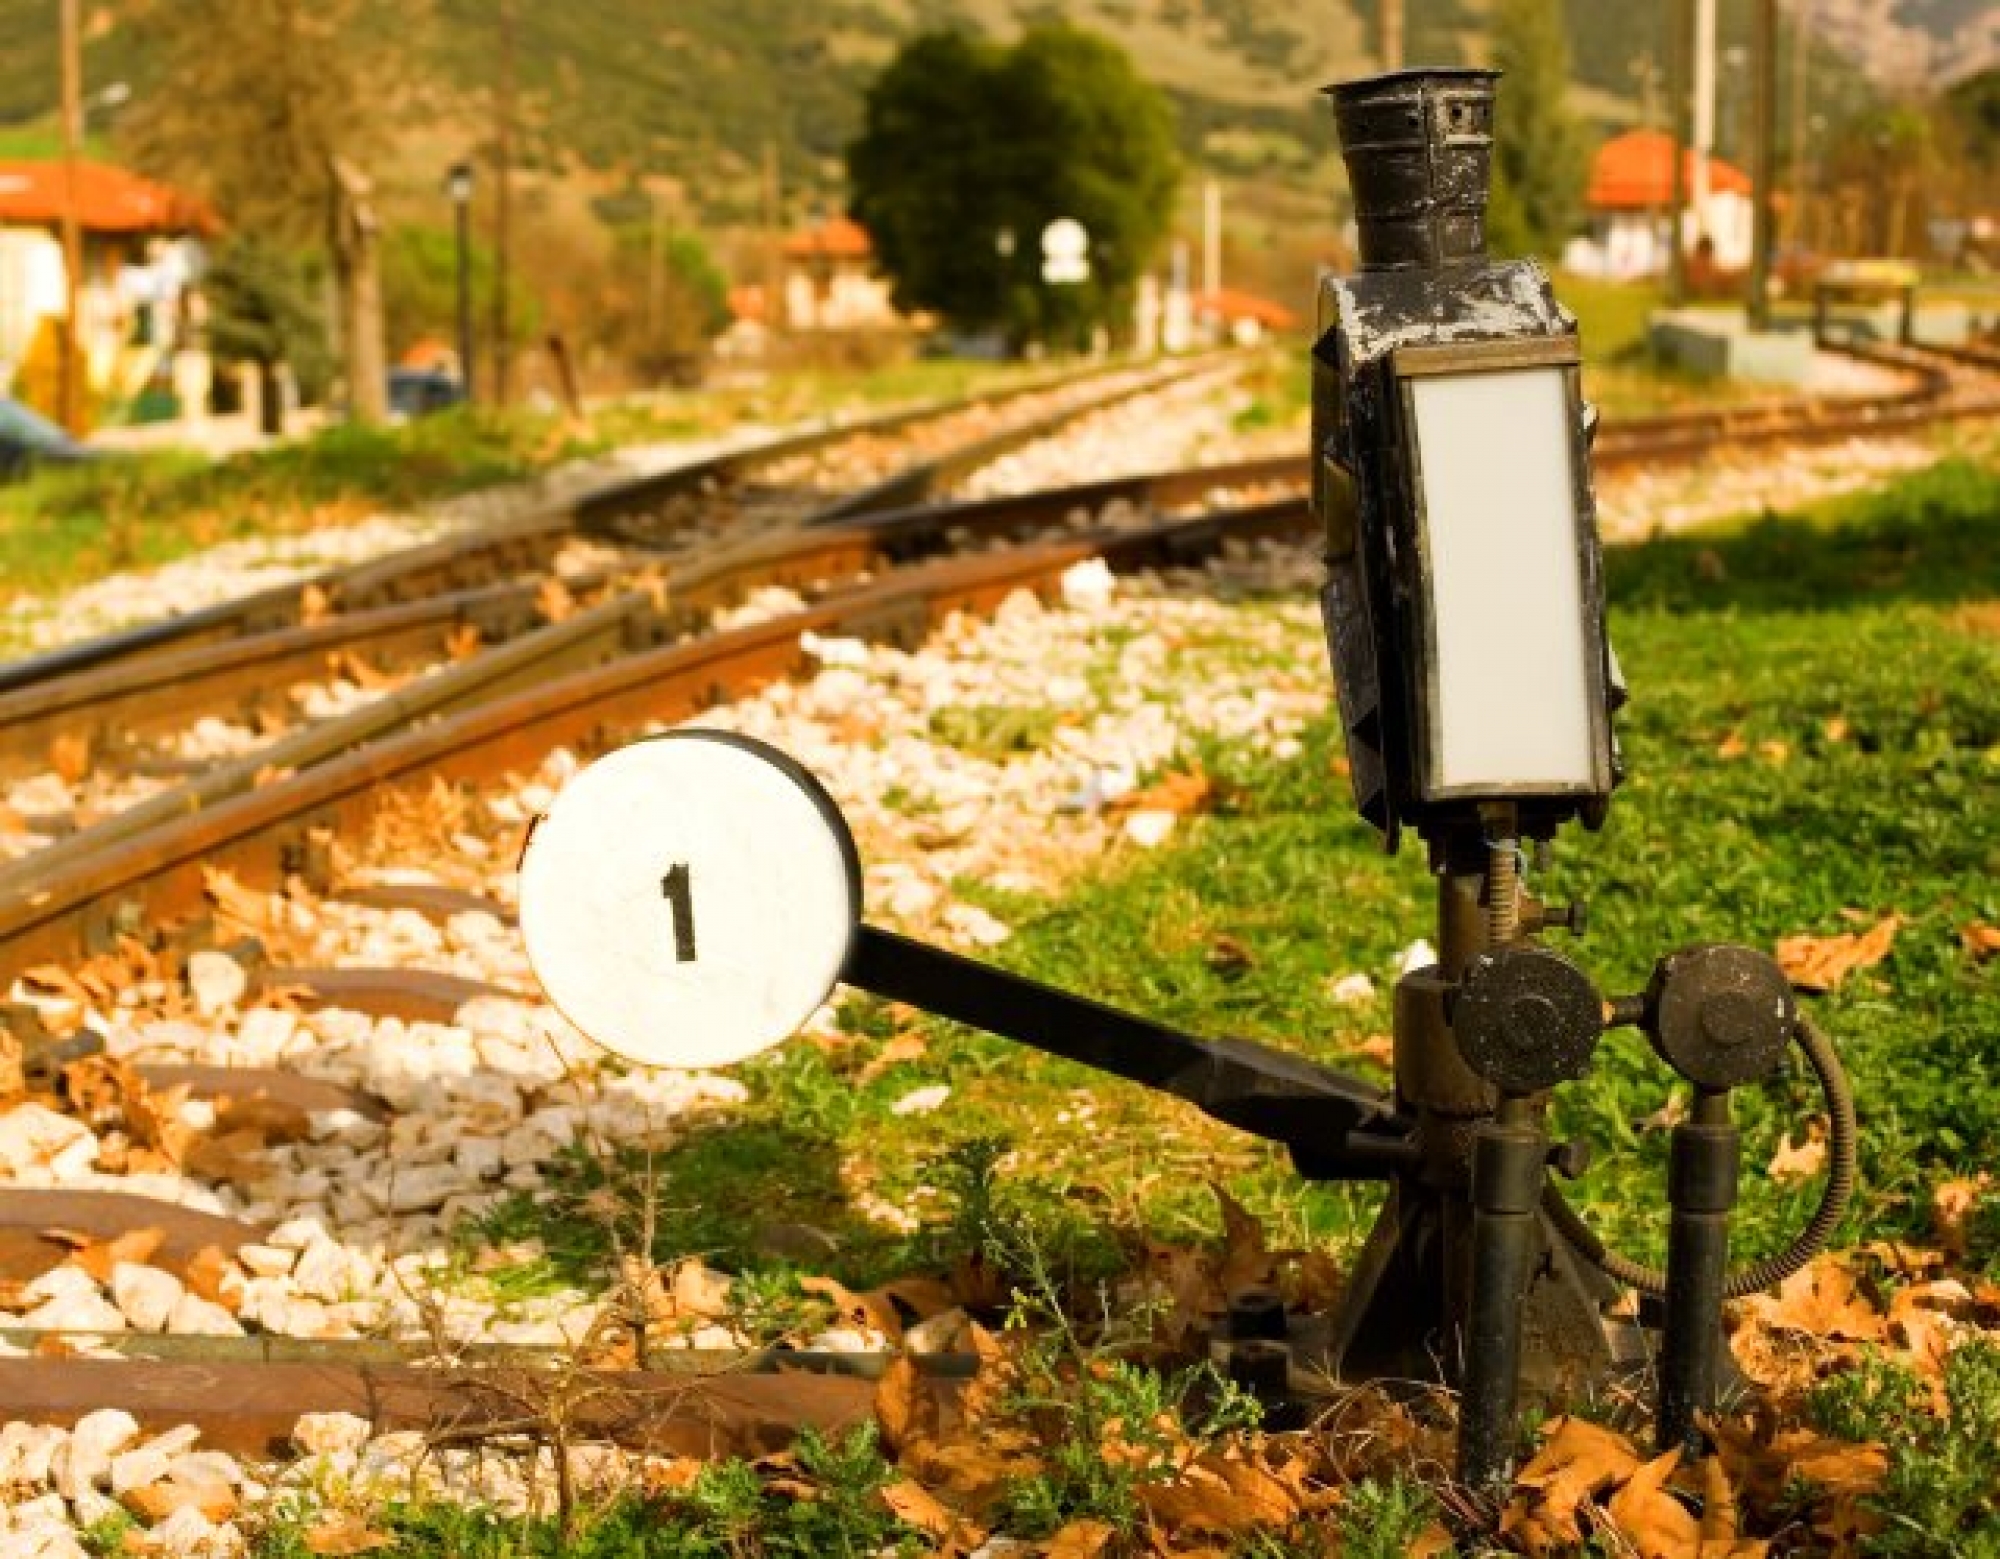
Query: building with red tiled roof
xmin=0 ymin=159 xmax=218 ymax=425
xmin=0 ymin=160 xmax=218 ymax=236
xmin=778 ymin=214 xmax=898 ymax=333
xmin=1193 ymin=287 xmax=1298 ymax=343
xmin=1566 ymin=130 xmax=1756 ymax=281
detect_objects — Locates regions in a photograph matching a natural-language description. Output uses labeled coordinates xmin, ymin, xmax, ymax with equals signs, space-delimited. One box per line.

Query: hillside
xmin=0 ymin=0 xmax=1936 ymax=206
xmin=0 ymin=0 xmax=1934 ymax=314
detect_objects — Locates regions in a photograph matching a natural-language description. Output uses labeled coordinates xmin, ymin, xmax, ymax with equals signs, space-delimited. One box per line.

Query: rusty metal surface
xmin=0 ymin=528 xmax=1177 ymax=979
xmin=0 ymin=1356 xmax=907 ymax=1458
xmin=0 ymin=1189 xmax=261 ymax=1279
xmin=0 ymin=359 xmax=1161 ymax=699
xmin=256 ymin=967 xmax=522 ymax=1022
xmin=133 ymin=1064 xmax=387 ymax=1120
xmin=332 ymin=884 xmax=515 ymax=925
xmin=0 ymin=583 xmax=557 ymax=779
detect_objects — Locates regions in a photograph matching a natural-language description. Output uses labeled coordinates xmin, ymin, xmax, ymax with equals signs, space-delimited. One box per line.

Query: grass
xmin=474 ymin=451 xmax=2000 ymax=1320
xmin=0 ymin=357 xmax=1047 ymax=618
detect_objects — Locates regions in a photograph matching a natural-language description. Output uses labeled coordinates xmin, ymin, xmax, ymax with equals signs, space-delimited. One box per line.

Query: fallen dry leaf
xmin=1044 ymin=1518 xmax=1116 ymax=1559
xmin=1116 ymin=766 xmax=1213 ymax=817
xmin=536 ymin=577 xmax=577 ymax=623
xmin=1211 ymin=1182 xmax=1280 ymax=1296
xmin=873 ymin=1355 xmax=936 ymax=1459
xmin=1767 ymin=1124 xmax=1828 ymax=1182
xmin=299 ymin=583 xmax=332 ymax=627
xmin=49 ymin=731 xmax=91 ymax=784
xmin=1351 ymin=1033 xmax=1395 ymax=1066
xmin=880 ymin=1478 xmax=959 ymax=1540
xmin=182 ymin=1245 xmax=245 ymax=1313
xmin=202 ymin=867 xmax=277 ymax=933
xmin=1503 ymin=1416 xmax=1643 ymax=1552
xmin=66 ymin=1226 xmax=166 ymax=1284
xmin=1604 ymin=1449 xmax=1700 ymax=1559
xmin=1775 ymin=914 xmax=1901 ymax=993
xmin=1961 ymin=923 xmax=2000 ymax=962
xmin=303 ymin=1512 xmax=393 ymax=1555
xmin=1745 ymin=1259 xmax=1886 ymax=1344
xmin=857 ymin=1031 xmax=929 ymax=1085
xmin=1932 ymin=1175 xmax=1993 ymax=1256
xmin=800 ymin=1274 xmax=902 ymax=1341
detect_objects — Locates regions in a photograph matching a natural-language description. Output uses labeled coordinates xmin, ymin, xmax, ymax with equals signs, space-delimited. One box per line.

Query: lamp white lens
xmin=1406 ymin=365 xmax=1598 ymax=797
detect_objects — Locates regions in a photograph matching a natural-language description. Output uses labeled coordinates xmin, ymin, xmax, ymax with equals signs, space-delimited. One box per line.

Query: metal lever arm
xmin=843 ymin=925 xmax=1416 ymax=1179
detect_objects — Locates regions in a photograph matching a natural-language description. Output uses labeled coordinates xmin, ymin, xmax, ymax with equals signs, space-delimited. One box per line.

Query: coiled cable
xmin=1543 ymin=1014 xmax=1857 ymax=1301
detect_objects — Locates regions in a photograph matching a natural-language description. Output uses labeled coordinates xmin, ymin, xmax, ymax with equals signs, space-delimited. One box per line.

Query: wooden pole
xmin=57 ymin=0 xmax=85 ymax=434
xmin=490 ymin=0 xmax=515 ymax=406
xmin=1666 ymin=0 xmax=1691 ymax=305
xmin=1788 ymin=1 xmax=1811 ymax=252
xmin=1380 ymin=0 xmax=1403 ymax=72
xmin=1749 ymin=0 xmax=1778 ymax=329
xmin=762 ymin=139 xmax=783 ymax=337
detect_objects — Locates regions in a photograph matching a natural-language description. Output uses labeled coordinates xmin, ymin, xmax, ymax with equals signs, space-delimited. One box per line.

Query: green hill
xmin=0 ymin=0 xmax=1895 ymax=312
xmin=0 ymin=0 xmax=1887 ymax=205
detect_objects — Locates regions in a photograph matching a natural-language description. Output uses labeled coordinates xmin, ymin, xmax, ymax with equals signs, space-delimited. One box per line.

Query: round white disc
xmin=518 ymin=730 xmax=861 ymax=1069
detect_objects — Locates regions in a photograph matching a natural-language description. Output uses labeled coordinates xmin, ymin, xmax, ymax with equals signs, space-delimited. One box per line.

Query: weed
xmin=77 ymin=1509 xmax=137 ymax=1556
xmin=990 ymin=1209 xmax=1264 ymax=1539
xmin=1809 ymin=1340 xmax=2000 ymax=1555
xmin=1333 ymin=1476 xmax=1453 ymax=1559
xmin=927 ymin=701 xmax=1062 ymax=758
xmin=645 ymin=1425 xmax=922 ymax=1558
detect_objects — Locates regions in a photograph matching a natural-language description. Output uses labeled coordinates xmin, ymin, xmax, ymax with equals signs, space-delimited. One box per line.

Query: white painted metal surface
xmin=519 ymin=730 xmax=860 ymax=1070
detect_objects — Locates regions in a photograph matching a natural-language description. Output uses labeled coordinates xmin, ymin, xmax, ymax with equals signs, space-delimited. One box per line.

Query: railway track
xmin=0 ymin=339 xmax=1991 ymax=1480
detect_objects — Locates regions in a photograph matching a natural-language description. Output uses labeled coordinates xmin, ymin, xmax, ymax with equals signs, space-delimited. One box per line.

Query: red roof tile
xmin=1193 ymin=288 xmax=1298 ymax=329
xmin=1587 ymin=130 xmax=1752 ymax=210
xmin=783 ymin=215 xmax=872 ymax=260
xmin=0 ymin=159 xmax=218 ymax=236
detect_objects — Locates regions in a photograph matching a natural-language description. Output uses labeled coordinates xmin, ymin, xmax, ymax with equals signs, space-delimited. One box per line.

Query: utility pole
xmin=1380 ymin=0 xmax=1404 ymax=72
xmin=1667 ymin=0 xmax=1692 ymax=304
xmin=490 ymin=0 xmax=516 ymax=407
xmin=1692 ymin=0 xmax=1717 ymax=240
xmin=1788 ymin=1 xmax=1811 ymax=252
xmin=1201 ymin=177 xmax=1221 ymax=326
xmin=1749 ymin=0 xmax=1778 ymax=329
xmin=762 ymin=139 xmax=784 ymax=337
xmin=57 ymin=0 xmax=85 ymax=434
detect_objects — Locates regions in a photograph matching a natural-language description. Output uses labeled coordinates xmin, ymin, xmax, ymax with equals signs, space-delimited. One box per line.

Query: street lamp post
xmin=446 ymin=162 xmax=475 ymax=403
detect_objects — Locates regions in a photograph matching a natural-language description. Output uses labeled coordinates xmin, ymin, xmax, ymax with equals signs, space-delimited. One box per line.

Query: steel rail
xmin=0 ymin=459 xmax=1297 ymax=886
xmin=0 ymin=357 xmax=1205 ymax=696
xmin=0 ymin=499 xmax=1311 ymax=976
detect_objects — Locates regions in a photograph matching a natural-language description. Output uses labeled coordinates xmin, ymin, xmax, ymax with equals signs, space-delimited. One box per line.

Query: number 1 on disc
xmin=518 ymin=730 xmax=862 ymax=1069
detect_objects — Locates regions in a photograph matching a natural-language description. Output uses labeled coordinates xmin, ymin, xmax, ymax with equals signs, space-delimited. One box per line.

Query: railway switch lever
xmin=517 ymin=66 xmax=1858 ymax=1523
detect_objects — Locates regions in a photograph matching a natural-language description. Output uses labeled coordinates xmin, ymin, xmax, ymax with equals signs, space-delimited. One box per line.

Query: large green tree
xmin=1487 ymin=0 xmax=1587 ymax=260
xmin=847 ymin=24 xmax=1179 ymax=349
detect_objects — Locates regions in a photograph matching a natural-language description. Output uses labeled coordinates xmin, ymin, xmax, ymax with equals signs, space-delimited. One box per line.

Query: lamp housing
xmin=1313 ymin=68 xmax=1619 ymax=852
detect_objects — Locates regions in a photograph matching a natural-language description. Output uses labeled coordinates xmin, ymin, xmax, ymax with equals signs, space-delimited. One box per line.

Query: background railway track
xmin=0 ymin=336 xmax=1991 ymax=1471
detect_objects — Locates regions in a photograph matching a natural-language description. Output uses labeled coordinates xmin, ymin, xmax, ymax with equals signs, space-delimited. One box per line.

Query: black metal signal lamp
xmin=1313 ymin=68 xmax=1620 ymax=856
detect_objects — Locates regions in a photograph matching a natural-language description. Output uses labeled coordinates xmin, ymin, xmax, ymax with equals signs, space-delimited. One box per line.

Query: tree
xmin=1487 ymin=0 xmax=1588 ymax=260
xmin=848 ymin=24 xmax=1180 ymax=349
xmin=202 ymin=236 xmax=332 ymax=433
xmin=599 ymin=225 xmax=731 ymax=381
xmin=118 ymin=0 xmax=404 ymax=421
